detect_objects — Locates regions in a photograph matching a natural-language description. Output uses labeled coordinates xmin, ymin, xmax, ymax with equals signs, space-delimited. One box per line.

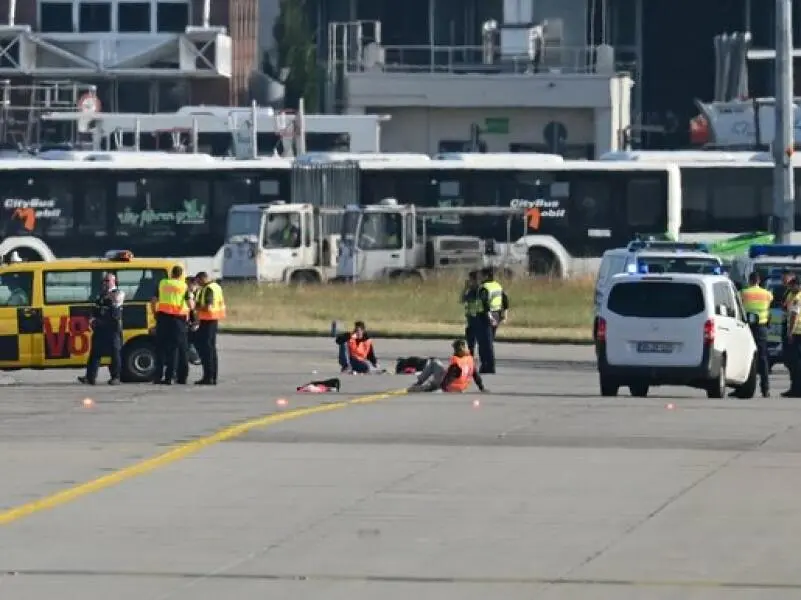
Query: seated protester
xmin=336 ymin=320 xmax=382 ymax=373
xmin=407 ymin=339 xmax=487 ymax=393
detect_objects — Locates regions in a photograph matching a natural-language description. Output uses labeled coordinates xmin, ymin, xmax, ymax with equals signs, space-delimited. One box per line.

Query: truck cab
xmin=336 ymin=199 xmax=527 ymax=281
xmin=221 ymin=202 xmax=339 ymax=283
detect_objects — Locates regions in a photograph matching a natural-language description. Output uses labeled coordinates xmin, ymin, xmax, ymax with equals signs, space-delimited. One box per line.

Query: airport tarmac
xmin=2 ymin=335 xmax=801 ymax=599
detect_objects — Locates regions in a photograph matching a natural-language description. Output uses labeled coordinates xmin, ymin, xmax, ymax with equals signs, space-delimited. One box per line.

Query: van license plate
xmin=637 ymin=342 xmax=673 ymax=353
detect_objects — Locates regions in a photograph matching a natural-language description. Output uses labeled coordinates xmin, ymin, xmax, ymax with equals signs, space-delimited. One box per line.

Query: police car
xmin=0 ymin=251 xmax=183 ymax=382
xmin=596 ymin=272 xmax=758 ymax=398
xmin=594 ymin=238 xmax=725 ymax=317
xmin=729 ymin=244 xmax=801 ymax=289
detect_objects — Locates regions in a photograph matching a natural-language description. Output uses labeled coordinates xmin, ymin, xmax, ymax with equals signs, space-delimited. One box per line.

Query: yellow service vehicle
xmin=0 ymin=251 xmax=184 ymax=382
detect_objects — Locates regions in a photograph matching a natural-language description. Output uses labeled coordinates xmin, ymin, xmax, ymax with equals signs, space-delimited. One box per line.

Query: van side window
xmin=113 ymin=268 xmax=168 ymax=302
xmin=44 ymin=270 xmax=102 ymax=304
xmin=0 ymin=271 xmax=33 ymax=307
xmin=713 ymin=282 xmax=737 ymax=316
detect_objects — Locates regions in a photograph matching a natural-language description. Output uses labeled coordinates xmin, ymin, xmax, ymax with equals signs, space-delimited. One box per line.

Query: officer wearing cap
xmin=475 ymin=267 xmax=508 ymax=374
xmin=79 ymin=272 xmax=124 ymax=385
xmin=740 ymin=271 xmax=773 ymax=397
xmin=194 ymin=271 xmax=226 ymax=385
xmin=150 ymin=265 xmax=194 ymax=385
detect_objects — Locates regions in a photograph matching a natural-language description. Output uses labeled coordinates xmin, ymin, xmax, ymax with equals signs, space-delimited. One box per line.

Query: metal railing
xmin=338 ymin=42 xmax=639 ymax=77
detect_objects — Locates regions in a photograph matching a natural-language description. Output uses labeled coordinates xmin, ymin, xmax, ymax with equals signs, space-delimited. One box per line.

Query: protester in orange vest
xmin=336 ymin=320 xmax=383 ymax=374
xmin=407 ymin=339 xmax=487 ymax=393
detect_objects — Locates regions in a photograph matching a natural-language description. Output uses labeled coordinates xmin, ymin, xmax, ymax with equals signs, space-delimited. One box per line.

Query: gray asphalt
xmin=2 ymin=335 xmax=801 ymax=599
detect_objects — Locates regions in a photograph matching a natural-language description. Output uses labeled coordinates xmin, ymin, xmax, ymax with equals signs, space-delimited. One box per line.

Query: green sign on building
xmin=484 ymin=117 xmax=509 ymax=134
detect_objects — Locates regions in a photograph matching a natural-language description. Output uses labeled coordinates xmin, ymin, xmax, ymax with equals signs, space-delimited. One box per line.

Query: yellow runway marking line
xmin=0 ymin=388 xmax=407 ymax=527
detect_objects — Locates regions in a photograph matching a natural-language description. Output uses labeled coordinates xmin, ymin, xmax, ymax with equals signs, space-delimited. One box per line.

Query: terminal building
xmin=306 ymin=0 xmax=780 ymax=153
xmin=0 ymin=0 xmax=784 ymax=153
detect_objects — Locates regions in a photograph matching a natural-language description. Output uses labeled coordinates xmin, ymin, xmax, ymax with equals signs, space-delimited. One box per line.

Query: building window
xmin=157 ymin=2 xmax=189 ymax=33
xmin=118 ymin=2 xmax=151 ymax=33
xmin=79 ymin=2 xmax=112 ymax=32
xmin=40 ymin=2 xmax=73 ymax=32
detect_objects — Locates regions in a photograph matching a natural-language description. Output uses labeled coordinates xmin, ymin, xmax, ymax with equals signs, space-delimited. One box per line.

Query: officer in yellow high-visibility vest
xmin=740 ymin=271 xmax=773 ymax=397
xmin=150 ymin=265 xmax=194 ymax=385
xmin=194 ymin=271 xmax=226 ymax=385
xmin=476 ymin=267 xmax=507 ymax=374
xmin=785 ymin=283 xmax=801 ymax=397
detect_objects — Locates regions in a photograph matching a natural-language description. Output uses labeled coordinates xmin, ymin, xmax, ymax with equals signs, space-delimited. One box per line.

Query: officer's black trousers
xmin=750 ymin=324 xmax=770 ymax=395
xmin=475 ymin=315 xmax=496 ymax=373
xmin=155 ymin=314 xmax=188 ymax=383
xmin=196 ymin=320 xmax=219 ymax=383
xmin=788 ymin=335 xmax=801 ymax=395
xmin=465 ymin=316 xmax=478 ymax=356
xmin=85 ymin=328 xmax=122 ymax=382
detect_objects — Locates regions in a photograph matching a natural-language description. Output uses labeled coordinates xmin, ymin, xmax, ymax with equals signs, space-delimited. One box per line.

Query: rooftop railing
xmin=336 ymin=43 xmax=638 ymax=77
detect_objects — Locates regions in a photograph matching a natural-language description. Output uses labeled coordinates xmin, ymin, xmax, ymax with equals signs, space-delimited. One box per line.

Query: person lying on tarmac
xmin=407 ymin=339 xmax=487 ymax=393
xmin=336 ymin=320 xmax=383 ymax=373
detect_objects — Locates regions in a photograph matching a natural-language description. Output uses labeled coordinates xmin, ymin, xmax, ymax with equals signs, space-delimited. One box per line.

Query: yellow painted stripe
xmin=0 ymin=388 xmax=407 ymax=526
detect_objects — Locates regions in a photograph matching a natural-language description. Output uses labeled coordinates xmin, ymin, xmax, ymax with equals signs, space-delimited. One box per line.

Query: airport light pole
xmin=773 ymin=0 xmax=795 ymax=243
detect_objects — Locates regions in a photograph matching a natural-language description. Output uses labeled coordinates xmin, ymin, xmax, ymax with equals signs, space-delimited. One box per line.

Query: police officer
xmin=476 ymin=267 xmax=505 ymax=374
xmin=151 ymin=265 xmax=194 ymax=385
xmin=461 ymin=270 xmax=481 ymax=355
xmin=194 ymin=271 xmax=226 ymax=385
xmin=179 ymin=276 xmax=201 ymax=382
xmin=79 ymin=272 xmax=124 ymax=386
xmin=781 ymin=276 xmax=799 ymax=369
xmin=740 ymin=272 xmax=773 ymax=398
xmin=785 ymin=288 xmax=801 ymax=397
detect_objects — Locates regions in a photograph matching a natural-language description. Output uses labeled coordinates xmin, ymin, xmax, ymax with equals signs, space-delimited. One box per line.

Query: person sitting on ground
xmin=407 ymin=339 xmax=487 ymax=393
xmin=336 ymin=320 xmax=382 ymax=373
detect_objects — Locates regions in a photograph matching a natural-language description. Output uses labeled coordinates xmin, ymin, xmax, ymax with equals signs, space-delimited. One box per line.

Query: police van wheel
xmin=122 ymin=339 xmax=158 ymax=383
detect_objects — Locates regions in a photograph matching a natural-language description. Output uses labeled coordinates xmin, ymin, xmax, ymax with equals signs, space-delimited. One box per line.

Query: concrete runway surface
xmin=2 ymin=335 xmax=801 ymax=599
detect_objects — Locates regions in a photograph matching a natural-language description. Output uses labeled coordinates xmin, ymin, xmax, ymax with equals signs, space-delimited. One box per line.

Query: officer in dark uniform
xmin=461 ymin=270 xmax=480 ymax=355
xmin=151 ymin=265 xmax=194 ymax=385
xmin=79 ymin=272 xmax=123 ymax=385
xmin=194 ymin=271 xmax=226 ymax=385
xmin=476 ymin=267 xmax=506 ymax=374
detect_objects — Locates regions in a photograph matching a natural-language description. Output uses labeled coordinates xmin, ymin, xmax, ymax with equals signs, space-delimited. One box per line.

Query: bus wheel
xmin=10 ymin=247 xmax=43 ymax=262
xmin=121 ymin=338 xmax=158 ymax=383
xmin=528 ymin=248 xmax=561 ymax=278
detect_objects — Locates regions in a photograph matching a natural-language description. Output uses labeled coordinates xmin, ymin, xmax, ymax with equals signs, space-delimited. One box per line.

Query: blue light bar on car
xmin=627 ymin=240 xmax=709 ymax=253
xmin=749 ymin=244 xmax=801 ymax=259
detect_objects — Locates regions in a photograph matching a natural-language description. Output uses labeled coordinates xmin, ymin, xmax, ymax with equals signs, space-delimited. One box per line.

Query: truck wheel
xmin=290 ymin=271 xmax=320 ymax=284
xmin=528 ymin=248 xmax=561 ymax=278
xmin=122 ymin=338 xmax=158 ymax=383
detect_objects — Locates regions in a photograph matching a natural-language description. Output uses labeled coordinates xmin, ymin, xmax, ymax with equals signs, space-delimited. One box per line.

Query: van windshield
xmin=608 ymin=281 xmax=705 ymax=318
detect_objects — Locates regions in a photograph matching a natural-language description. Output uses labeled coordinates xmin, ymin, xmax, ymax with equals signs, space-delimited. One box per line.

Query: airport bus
xmin=600 ymin=150 xmax=801 ymax=252
xmin=0 ymin=150 xmax=680 ymax=279
xmin=354 ymin=154 xmax=681 ymax=276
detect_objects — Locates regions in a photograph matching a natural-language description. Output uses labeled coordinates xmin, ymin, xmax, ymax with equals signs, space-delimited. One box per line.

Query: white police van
xmin=594 ymin=239 xmax=724 ymax=314
xmin=595 ymin=272 xmax=757 ymax=398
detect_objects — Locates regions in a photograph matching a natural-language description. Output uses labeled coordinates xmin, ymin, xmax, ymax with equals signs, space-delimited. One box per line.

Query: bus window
xmin=259 ymin=178 xmax=281 ymax=202
xmin=626 ymin=177 xmax=665 ymax=230
xmin=681 ymin=168 xmax=710 ymax=231
xmin=212 ymin=175 xmax=255 ymax=236
xmin=709 ymin=169 xmax=762 ymax=231
xmin=0 ymin=173 xmax=75 ymax=239
xmin=429 ymin=171 xmax=465 ymax=232
xmin=78 ymin=178 xmax=109 ymax=238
